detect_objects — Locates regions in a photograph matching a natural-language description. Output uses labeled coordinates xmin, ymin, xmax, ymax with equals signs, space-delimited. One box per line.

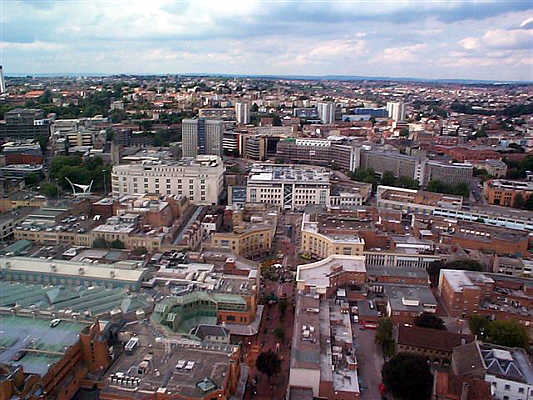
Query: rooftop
xmin=248 ymin=164 xmax=330 ymax=184
xmin=397 ymin=325 xmax=474 ymax=352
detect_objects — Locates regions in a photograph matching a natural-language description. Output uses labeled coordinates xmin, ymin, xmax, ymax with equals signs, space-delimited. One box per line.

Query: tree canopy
xmin=469 ymin=316 xmax=529 ymax=348
xmin=256 ymin=350 xmax=281 ymax=379
xmin=427 ymin=259 xmax=483 ymax=287
xmin=382 ymin=353 xmax=433 ymax=400
xmin=414 ymin=313 xmax=446 ymax=330
xmin=376 ymin=318 xmax=395 ymax=358
xmin=426 ymin=179 xmax=470 ymax=198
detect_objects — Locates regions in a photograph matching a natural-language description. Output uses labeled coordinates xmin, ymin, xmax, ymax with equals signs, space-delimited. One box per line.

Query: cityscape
xmin=0 ymin=1 xmax=532 ymax=400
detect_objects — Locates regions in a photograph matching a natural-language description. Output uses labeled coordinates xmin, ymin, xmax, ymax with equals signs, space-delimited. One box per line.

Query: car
xmin=50 ymin=318 xmax=61 ymax=328
xmin=12 ymin=350 xmax=26 ymax=361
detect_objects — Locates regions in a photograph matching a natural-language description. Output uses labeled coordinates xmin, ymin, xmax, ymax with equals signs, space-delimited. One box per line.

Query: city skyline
xmin=1 ymin=0 xmax=532 ymax=81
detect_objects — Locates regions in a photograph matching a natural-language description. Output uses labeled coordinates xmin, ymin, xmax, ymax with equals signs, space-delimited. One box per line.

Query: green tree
xmin=273 ymin=326 xmax=285 ymax=341
xmin=250 ymin=103 xmax=259 ymax=112
xmin=110 ymin=239 xmax=125 ymax=249
xmin=39 ymin=183 xmax=58 ymax=198
xmin=525 ymin=195 xmax=533 ymax=211
xmin=24 ymin=172 xmax=43 ymax=187
xmin=487 ymin=320 xmax=529 ymax=348
xmin=514 ymin=193 xmax=525 ymax=209
xmin=93 ymin=237 xmax=109 ymax=248
xmin=38 ymin=89 xmax=52 ymax=104
xmin=427 ymin=259 xmax=483 ymax=287
xmin=469 ymin=315 xmax=491 ymax=339
xmin=376 ymin=318 xmax=395 ymax=358
xmin=414 ymin=313 xmax=446 ymax=330
xmin=382 ymin=353 xmax=433 ymax=400
xmin=397 ymin=175 xmax=420 ymax=190
xmin=256 ymin=350 xmax=281 ymax=380
xmin=399 ymin=127 xmax=409 ymax=137
xmin=381 ymin=171 xmax=396 ymax=186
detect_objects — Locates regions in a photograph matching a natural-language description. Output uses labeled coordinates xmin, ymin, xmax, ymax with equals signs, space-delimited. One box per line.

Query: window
xmin=504 ymin=384 xmax=510 ymax=391
xmin=518 ymin=388 xmax=524 ymax=394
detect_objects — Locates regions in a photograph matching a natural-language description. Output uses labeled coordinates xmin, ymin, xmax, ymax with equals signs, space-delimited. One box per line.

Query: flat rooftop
xmin=297 ymin=255 xmax=366 ymax=292
xmin=248 ymin=164 xmax=330 ymax=184
xmin=101 ymin=322 xmax=238 ymax=399
xmin=0 ymin=313 xmax=90 ymax=375
xmin=291 ymin=294 xmax=321 ymax=370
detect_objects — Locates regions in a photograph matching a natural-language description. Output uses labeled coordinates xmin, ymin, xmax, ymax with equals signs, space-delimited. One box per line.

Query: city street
xmin=353 ymin=326 xmax=385 ymax=400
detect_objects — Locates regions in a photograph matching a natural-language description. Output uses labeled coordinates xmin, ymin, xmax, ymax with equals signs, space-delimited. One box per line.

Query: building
xmin=0 ymin=313 xmax=110 ymax=400
xmin=352 ymin=107 xmax=388 ymax=117
xmin=493 ymin=256 xmax=533 ymax=277
xmin=377 ymin=185 xmax=463 ymax=215
xmin=360 ymin=149 xmax=417 ymax=179
xmin=0 ymin=164 xmax=43 ymax=178
xmin=182 ymin=119 xmax=223 ymax=157
xmin=422 ymin=161 xmax=474 ymax=187
xmin=296 ymin=254 xmax=366 ymax=297
xmin=210 ymin=204 xmax=278 ymax=258
xmin=99 ymin=322 xmax=241 ymax=400
xmin=0 ymin=256 xmax=148 ymax=290
xmin=317 ymin=102 xmax=335 ymax=124
xmin=387 ymin=102 xmax=405 ymax=121
xmin=235 ymin=102 xmax=250 ymax=124
xmin=276 ymin=138 xmax=360 ymax=172
xmin=472 ymin=159 xmax=508 ymax=178
xmin=293 ymin=107 xmax=319 ymax=119
xmin=243 ymin=135 xmax=266 ymax=160
xmin=433 ymin=371 xmax=492 ymax=400
xmin=300 ymin=211 xmax=365 ymax=259
xmin=198 ymin=107 xmax=235 ymax=120
xmin=483 ymin=179 xmax=533 ymax=208
xmin=289 ymin=292 xmax=360 ymax=399
xmin=111 ymin=155 xmax=224 ymax=205
xmin=1 ymin=142 xmax=43 ymax=165
xmin=380 ymin=283 xmax=437 ymax=323
xmin=0 ymin=65 xmax=5 ymax=93
xmin=395 ymin=325 xmax=474 ymax=364
xmin=246 ymin=164 xmax=330 ymax=210
xmin=0 ymin=109 xmax=50 ymax=139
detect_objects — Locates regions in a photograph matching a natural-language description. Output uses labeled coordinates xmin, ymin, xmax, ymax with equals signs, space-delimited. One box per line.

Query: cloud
xmin=377 ymin=44 xmax=427 ymax=63
xmin=520 ymin=17 xmax=533 ymax=28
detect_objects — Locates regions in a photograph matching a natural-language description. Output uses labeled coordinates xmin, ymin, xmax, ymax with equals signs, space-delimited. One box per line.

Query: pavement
xmin=353 ymin=324 xmax=385 ymax=400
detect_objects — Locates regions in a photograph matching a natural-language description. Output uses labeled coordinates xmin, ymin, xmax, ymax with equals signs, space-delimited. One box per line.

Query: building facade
xmin=182 ymin=119 xmax=223 ymax=157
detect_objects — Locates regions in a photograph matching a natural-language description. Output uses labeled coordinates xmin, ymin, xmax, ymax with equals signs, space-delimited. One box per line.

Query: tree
xmin=399 ymin=127 xmax=409 ymax=137
xmin=514 ymin=193 xmax=525 ymax=209
xmin=273 ymin=326 xmax=285 ymax=341
xmin=376 ymin=318 xmax=395 ymax=358
xmin=110 ymin=239 xmax=125 ymax=249
xmin=278 ymin=298 xmax=288 ymax=317
xmin=487 ymin=320 xmax=529 ymax=348
xmin=133 ymin=247 xmax=147 ymax=256
xmin=469 ymin=315 xmax=491 ymax=339
xmin=382 ymin=353 xmax=433 ymax=400
xmin=381 ymin=171 xmax=396 ymax=187
xmin=414 ymin=313 xmax=446 ymax=330
xmin=38 ymin=89 xmax=52 ymax=104
xmin=40 ymin=183 xmax=58 ymax=198
xmin=93 ymin=237 xmax=109 ymax=248
xmin=525 ymin=195 xmax=533 ymax=211
xmin=427 ymin=259 xmax=483 ymax=287
xmin=250 ymin=103 xmax=259 ymax=112
xmin=256 ymin=350 xmax=281 ymax=380
xmin=24 ymin=172 xmax=42 ymax=187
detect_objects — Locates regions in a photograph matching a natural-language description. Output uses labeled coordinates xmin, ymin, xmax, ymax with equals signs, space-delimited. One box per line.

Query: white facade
xmin=246 ymin=164 xmax=330 ymax=210
xmin=387 ymin=102 xmax=406 ymax=121
xmin=235 ymin=102 xmax=250 ymax=124
xmin=0 ymin=65 xmax=5 ymax=93
xmin=318 ymin=102 xmax=335 ymax=124
xmin=485 ymin=374 xmax=533 ymax=400
xmin=111 ymin=155 xmax=224 ymax=205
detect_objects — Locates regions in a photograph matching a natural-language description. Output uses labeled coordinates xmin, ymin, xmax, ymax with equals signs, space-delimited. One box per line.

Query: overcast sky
xmin=1 ymin=0 xmax=532 ymax=81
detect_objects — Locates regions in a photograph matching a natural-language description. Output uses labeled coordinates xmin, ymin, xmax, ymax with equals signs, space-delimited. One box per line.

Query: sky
xmin=1 ymin=0 xmax=532 ymax=81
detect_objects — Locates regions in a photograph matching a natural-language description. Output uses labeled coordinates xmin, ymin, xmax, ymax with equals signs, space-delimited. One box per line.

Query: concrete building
xmin=0 ymin=65 xmax=5 ymax=93
xmin=182 ymin=119 xmax=223 ymax=157
xmin=318 ymin=102 xmax=335 ymax=124
xmin=422 ymin=161 xmax=474 ymax=187
xmin=360 ymin=149 xmax=417 ymax=179
xmin=198 ymin=107 xmax=235 ymax=120
xmin=0 ymin=109 xmax=50 ymax=139
xmin=246 ymin=164 xmax=330 ymax=210
xmin=276 ymin=138 xmax=360 ymax=172
xmin=235 ymin=102 xmax=250 ymax=124
xmin=387 ymin=102 xmax=405 ymax=121
xmin=111 ymin=155 xmax=224 ymax=205
xmin=377 ymin=185 xmax=463 ymax=215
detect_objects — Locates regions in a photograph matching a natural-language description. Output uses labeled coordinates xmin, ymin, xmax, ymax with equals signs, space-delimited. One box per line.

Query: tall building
xmin=317 ymin=102 xmax=335 ymax=124
xmin=387 ymin=101 xmax=406 ymax=121
xmin=182 ymin=119 xmax=223 ymax=157
xmin=235 ymin=102 xmax=250 ymax=124
xmin=0 ymin=65 xmax=5 ymax=93
xmin=112 ymin=155 xmax=224 ymax=205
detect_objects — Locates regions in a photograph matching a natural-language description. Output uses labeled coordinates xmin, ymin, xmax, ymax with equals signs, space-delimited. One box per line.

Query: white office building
xmin=0 ymin=65 xmax=5 ymax=94
xmin=246 ymin=164 xmax=330 ymax=210
xmin=111 ymin=155 xmax=224 ymax=205
xmin=318 ymin=102 xmax=335 ymax=124
xmin=387 ymin=102 xmax=406 ymax=121
xmin=235 ymin=102 xmax=250 ymax=124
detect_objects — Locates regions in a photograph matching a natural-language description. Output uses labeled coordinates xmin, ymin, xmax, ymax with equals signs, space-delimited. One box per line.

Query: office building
xmin=0 ymin=65 xmax=5 ymax=93
xmin=235 ymin=102 xmax=250 ymax=124
xmin=276 ymin=138 xmax=360 ymax=172
xmin=422 ymin=161 xmax=473 ymax=187
xmin=246 ymin=164 xmax=330 ymax=210
xmin=198 ymin=107 xmax=235 ymax=120
xmin=360 ymin=149 xmax=417 ymax=179
xmin=317 ymin=102 xmax=335 ymax=124
xmin=0 ymin=109 xmax=50 ymax=139
xmin=387 ymin=101 xmax=405 ymax=121
xmin=182 ymin=119 xmax=223 ymax=157
xmin=112 ymin=155 xmax=224 ymax=205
